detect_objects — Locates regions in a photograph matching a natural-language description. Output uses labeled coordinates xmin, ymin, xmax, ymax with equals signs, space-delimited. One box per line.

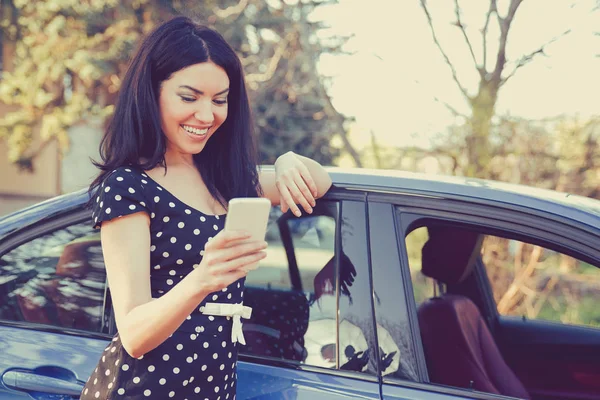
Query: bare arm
xmin=101 ymin=212 xmax=266 ymax=358
xmin=100 ymin=212 xmax=208 ymax=358
xmin=260 ymin=152 xmax=332 ymax=213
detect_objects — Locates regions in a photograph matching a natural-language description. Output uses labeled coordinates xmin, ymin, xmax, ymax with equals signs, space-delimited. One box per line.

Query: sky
xmin=308 ymin=0 xmax=600 ymax=149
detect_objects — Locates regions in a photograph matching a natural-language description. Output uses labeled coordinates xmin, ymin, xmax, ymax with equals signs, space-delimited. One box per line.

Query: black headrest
xmin=421 ymin=226 xmax=483 ymax=285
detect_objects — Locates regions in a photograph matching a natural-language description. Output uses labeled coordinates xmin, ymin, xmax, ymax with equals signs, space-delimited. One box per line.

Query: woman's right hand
xmin=191 ymin=229 xmax=267 ymax=294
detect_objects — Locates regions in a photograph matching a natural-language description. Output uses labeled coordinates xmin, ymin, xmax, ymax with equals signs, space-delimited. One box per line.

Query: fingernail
xmin=295 ymin=210 xmax=301 ymax=217
xmin=307 ymin=207 xmax=313 ymax=214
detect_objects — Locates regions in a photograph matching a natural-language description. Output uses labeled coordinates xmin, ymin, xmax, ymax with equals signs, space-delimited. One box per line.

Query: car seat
xmin=417 ymin=226 xmax=530 ymax=399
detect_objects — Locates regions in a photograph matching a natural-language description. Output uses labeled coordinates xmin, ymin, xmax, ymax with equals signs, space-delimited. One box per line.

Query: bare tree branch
xmin=482 ymin=0 xmax=497 ymax=73
xmin=497 ymin=245 xmax=542 ymax=314
xmin=453 ymin=0 xmax=480 ymax=72
xmin=491 ymin=0 xmax=523 ymax=84
xmin=419 ymin=0 xmax=471 ymax=100
xmin=212 ymin=0 xmax=248 ymax=20
xmin=501 ymin=29 xmax=571 ymax=86
xmin=434 ymin=96 xmax=468 ymax=118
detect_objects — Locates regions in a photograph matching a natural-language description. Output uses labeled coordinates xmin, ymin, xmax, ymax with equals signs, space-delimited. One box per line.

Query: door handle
xmin=2 ymin=370 xmax=84 ymax=396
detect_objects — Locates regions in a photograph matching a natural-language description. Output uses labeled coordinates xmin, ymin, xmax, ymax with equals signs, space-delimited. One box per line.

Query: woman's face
xmin=158 ymin=61 xmax=230 ymax=158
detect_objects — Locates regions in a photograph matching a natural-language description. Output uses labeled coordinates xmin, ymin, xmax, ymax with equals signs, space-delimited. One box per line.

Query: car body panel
xmin=0 ymin=325 xmax=109 ymax=399
xmin=1 ymin=167 xmax=600 ymax=399
xmin=237 ymin=361 xmax=381 ymax=399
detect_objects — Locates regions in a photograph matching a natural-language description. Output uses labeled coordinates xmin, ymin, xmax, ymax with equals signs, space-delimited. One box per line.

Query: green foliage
xmin=0 ymin=0 xmax=146 ymax=163
xmin=0 ymin=0 xmax=346 ymax=167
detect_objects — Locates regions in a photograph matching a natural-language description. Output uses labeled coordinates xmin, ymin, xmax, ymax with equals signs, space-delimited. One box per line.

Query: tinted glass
xmin=338 ymin=201 xmax=377 ymax=375
xmin=242 ymin=203 xmax=339 ymax=369
xmin=0 ymin=221 xmax=108 ymax=332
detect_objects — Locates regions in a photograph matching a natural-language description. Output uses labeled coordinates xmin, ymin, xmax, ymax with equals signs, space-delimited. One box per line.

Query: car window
xmin=482 ymin=236 xmax=600 ymax=329
xmin=242 ymin=203 xmax=340 ymax=370
xmin=337 ymin=201 xmax=378 ymax=377
xmin=407 ymin=227 xmax=600 ymax=329
xmin=0 ymin=220 xmax=108 ymax=333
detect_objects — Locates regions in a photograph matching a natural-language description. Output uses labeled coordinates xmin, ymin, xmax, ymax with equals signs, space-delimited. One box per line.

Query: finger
xmin=206 ymin=229 xmax=251 ymax=250
xmin=277 ymin=180 xmax=301 ymax=217
xmin=213 ymin=240 xmax=267 ymax=263
xmin=281 ymin=173 xmax=311 ymax=214
xmin=297 ymin=164 xmax=318 ymax=198
xmin=292 ymin=172 xmax=315 ymax=211
xmin=214 ymin=250 xmax=267 ymax=273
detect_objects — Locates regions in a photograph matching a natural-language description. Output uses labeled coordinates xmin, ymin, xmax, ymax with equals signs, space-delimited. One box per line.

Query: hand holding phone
xmin=224 ymin=197 xmax=271 ymax=240
xmin=223 ymin=198 xmax=271 ymax=270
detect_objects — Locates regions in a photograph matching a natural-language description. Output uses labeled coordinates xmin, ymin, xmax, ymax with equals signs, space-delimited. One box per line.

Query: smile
xmin=181 ymin=125 xmax=209 ymax=136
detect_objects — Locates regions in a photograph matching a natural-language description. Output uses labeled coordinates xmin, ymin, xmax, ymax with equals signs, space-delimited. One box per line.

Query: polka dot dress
xmin=81 ymin=166 xmax=242 ymax=399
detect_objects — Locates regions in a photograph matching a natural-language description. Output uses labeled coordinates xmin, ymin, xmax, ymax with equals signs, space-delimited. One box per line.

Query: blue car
xmin=0 ymin=168 xmax=599 ymax=400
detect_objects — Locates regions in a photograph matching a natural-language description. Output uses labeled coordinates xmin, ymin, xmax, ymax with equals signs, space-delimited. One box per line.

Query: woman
xmin=82 ymin=16 xmax=332 ymax=399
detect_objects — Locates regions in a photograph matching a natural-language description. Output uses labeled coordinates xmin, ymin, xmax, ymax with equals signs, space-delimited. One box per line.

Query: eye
xmin=214 ymin=99 xmax=227 ymax=105
xmin=180 ymin=96 xmax=195 ymax=103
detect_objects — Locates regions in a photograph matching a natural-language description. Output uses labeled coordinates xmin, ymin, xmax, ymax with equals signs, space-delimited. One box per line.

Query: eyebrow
xmin=179 ymin=85 xmax=229 ymax=96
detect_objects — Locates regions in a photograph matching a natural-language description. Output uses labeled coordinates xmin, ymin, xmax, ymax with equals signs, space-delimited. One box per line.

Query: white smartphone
xmin=224 ymin=197 xmax=271 ymax=244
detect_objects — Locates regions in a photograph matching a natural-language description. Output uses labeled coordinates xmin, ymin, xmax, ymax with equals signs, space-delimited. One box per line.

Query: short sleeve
xmin=91 ymin=167 xmax=152 ymax=229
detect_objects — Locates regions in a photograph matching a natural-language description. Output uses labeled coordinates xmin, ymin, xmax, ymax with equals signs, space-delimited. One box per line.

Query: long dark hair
xmin=88 ymin=16 xmax=260 ymax=207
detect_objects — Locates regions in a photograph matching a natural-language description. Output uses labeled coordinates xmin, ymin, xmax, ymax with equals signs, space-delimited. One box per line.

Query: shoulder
xmin=102 ymin=166 xmax=146 ymax=187
xmin=99 ymin=166 xmax=155 ymax=197
xmin=91 ymin=166 xmax=154 ymax=229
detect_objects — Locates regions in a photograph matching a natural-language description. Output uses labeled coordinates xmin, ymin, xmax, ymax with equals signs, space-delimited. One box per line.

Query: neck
xmin=164 ymin=148 xmax=195 ymax=169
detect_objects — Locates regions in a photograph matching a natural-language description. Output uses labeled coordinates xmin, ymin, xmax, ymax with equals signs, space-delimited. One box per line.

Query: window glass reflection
xmin=242 ymin=205 xmax=339 ymax=370
xmin=0 ymin=222 xmax=107 ymax=332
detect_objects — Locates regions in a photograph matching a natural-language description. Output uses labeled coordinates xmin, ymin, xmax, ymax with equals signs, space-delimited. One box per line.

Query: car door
xmin=368 ymin=199 xmax=481 ymax=400
xmin=0 ymin=208 xmax=113 ymax=399
xmin=380 ymin=191 xmax=600 ymax=400
xmin=237 ymin=194 xmax=383 ymax=399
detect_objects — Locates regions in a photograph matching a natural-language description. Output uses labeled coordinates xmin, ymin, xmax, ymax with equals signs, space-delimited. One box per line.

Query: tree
xmin=419 ymin=0 xmax=570 ymax=177
xmin=0 ymin=0 xmax=352 ymax=170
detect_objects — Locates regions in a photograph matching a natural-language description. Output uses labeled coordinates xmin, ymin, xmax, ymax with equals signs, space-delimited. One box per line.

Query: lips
xmin=181 ymin=125 xmax=210 ymax=136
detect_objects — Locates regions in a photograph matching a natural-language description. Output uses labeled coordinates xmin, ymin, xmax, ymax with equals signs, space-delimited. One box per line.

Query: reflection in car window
xmin=242 ymin=203 xmax=340 ymax=370
xmin=337 ymin=201 xmax=378 ymax=376
xmin=0 ymin=221 xmax=108 ymax=332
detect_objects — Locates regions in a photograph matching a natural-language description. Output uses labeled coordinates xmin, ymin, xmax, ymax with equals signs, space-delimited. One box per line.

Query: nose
xmin=194 ymin=102 xmax=214 ymax=125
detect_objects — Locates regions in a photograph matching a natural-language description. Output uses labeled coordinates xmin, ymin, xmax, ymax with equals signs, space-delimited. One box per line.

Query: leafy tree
xmin=0 ymin=0 xmax=353 ymax=169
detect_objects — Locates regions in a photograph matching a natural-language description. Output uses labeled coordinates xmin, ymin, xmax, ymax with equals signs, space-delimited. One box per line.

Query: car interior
xmin=417 ymin=225 xmax=531 ymax=398
xmin=410 ymin=223 xmax=600 ymax=400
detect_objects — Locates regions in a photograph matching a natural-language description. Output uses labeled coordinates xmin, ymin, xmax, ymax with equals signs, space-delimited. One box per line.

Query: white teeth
xmin=182 ymin=125 xmax=209 ymax=136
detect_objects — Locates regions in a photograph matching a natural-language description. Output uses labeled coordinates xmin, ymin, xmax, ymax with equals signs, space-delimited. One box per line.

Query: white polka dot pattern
xmin=83 ymin=166 xmax=240 ymax=399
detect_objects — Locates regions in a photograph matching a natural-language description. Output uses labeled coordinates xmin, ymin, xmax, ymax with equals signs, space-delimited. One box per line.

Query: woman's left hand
xmin=274 ymin=152 xmax=318 ymax=217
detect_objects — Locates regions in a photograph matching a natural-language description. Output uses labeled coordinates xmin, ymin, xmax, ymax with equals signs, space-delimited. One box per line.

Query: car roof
xmin=326 ymin=167 xmax=600 ymax=227
xmin=1 ymin=167 xmax=598 ymax=240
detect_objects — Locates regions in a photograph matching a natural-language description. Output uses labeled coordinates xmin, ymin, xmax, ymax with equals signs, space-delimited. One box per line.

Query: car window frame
xmin=367 ymin=199 xmax=427 ymax=384
xmin=370 ymin=190 xmax=600 ymax=400
xmin=0 ymin=206 xmax=113 ymax=340
xmin=399 ymin=210 xmax=600 ymax=332
xmin=238 ymin=190 xmax=380 ymax=384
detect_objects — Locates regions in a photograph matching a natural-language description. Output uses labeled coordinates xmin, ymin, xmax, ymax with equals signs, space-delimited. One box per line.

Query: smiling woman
xmin=81 ymin=16 xmax=331 ymax=400
xmin=159 ymin=62 xmax=230 ymax=154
